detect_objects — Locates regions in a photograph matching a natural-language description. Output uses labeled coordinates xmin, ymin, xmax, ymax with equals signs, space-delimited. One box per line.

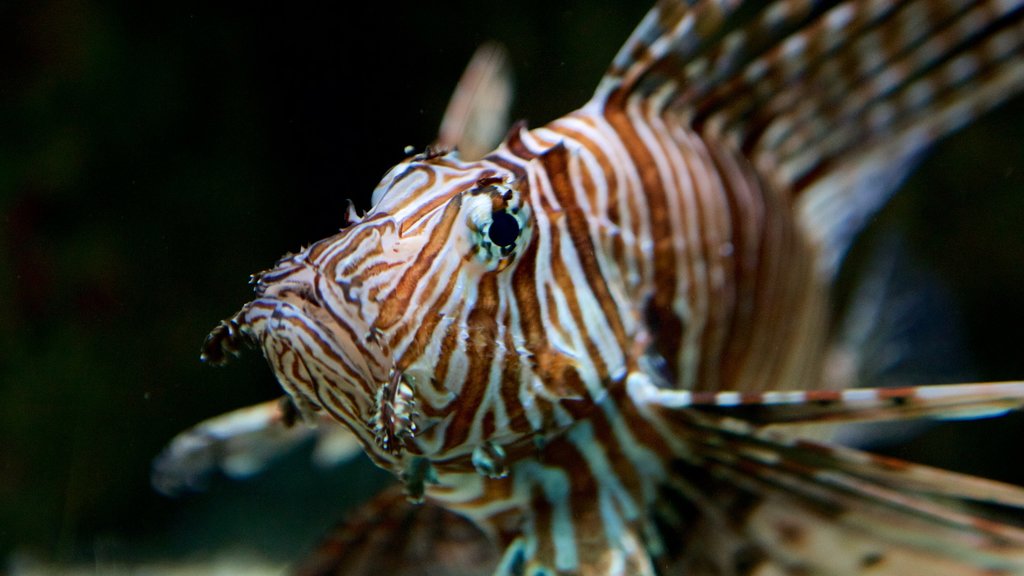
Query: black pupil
xmin=488 ymin=211 xmax=520 ymax=248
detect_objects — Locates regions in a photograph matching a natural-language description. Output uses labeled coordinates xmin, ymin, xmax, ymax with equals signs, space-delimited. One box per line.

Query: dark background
xmin=1 ymin=0 xmax=1022 ymax=571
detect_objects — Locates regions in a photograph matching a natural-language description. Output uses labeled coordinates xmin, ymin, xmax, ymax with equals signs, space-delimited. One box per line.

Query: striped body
xmin=196 ymin=1 xmax=1024 ymax=574
xmin=430 ymin=102 xmax=837 ymax=571
xmin=225 ymin=111 xmax=826 ymax=456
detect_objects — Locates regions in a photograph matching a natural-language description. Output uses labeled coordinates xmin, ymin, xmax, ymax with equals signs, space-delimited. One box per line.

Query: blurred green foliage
xmin=0 ymin=0 xmax=1021 ymax=568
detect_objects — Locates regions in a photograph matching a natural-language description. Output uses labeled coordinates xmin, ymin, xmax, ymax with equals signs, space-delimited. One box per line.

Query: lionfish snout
xmin=201 ymin=160 xmax=539 ymax=467
xmin=201 ymin=247 xmax=392 ymax=443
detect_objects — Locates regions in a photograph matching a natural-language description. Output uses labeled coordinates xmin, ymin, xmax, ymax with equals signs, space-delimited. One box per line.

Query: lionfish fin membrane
xmin=660 ymin=409 xmax=1024 ymax=573
xmin=292 ymin=486 xmax=500 ymax=576
xmin=667 ymin=452 xmax=1024 ymax=575
xmin=593 ymin=0 xmax=1024 ymax=275
xmin=437 ymin=42 xmax=514 ymax=162
xmin=150 ymin=398 xmax=363 ymax=496
xmin=494 ymin=521 xmax=657 ymax=576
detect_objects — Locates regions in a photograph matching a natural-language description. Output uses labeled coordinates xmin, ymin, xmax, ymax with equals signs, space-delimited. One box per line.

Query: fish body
xmin=188 ymin=1 xmax=1024 ymax=574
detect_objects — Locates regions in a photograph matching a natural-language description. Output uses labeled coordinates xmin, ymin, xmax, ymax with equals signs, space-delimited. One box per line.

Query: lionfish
xmin=157 ymin=1 xmax=1024 ymax=574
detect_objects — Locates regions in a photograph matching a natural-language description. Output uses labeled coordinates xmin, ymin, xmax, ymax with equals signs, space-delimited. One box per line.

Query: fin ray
xmin=630 ymin=378 xmax=1024 ymax=424
xmin=437 ymin=42 xmax=513 ymax=161
xmin=151 ymin=398 xmax=362 ymax=496
xmin=293 ymin=486 xmax=499 ymax=576
xmin=594 ymin=0 xmax=1024 ymax=275
xmin=629 ymin=377 xmax=1024 ymax=507
xmin=659 ymin=409 xmax=1024 ymax=572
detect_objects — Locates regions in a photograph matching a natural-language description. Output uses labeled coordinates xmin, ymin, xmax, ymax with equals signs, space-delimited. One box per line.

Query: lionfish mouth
xmin=201 ymin=298 xmax=433 ymax=480
xmin=201 ymin=255 xmax=381 ymax=425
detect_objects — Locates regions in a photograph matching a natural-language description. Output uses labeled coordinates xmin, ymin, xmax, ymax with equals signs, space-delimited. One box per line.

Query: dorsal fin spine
xmin=595 ymin=0 xmax=743 ymax=108
xmin=593 ymin=0 xmax=1024 ymax=277
xmin=787 ymin=17 xmax=1024 ymax=189
xmin=770 ymin=3 xmax=1017 ymax=166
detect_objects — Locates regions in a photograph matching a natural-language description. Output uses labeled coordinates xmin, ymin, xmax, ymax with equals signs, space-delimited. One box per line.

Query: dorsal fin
xmin=593 ymin=0 xmax=739 ymax=107
xmin=592 ymin=0 xmax=1024 ymax=276
xmin=436 ymin=42 xmax=513 ymax=161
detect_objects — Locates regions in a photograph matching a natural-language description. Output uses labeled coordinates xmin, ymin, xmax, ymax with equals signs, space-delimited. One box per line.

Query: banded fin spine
xmin=629 ymin=379 xmax=1024 ymax=425
xmin=627 ymin=373 xmax=1024 ymax=572
xmin=683 ymin=412 xmax=1024 ymax=573
xmin=591 ymin=0 xmax=1024 ymax=275
xmin=645 ymin=409 xmax=1024 ymax=573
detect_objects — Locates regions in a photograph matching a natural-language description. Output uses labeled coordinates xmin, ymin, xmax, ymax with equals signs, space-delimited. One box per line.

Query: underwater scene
xmin=2 ymin=1 xmax=1024 ymax=574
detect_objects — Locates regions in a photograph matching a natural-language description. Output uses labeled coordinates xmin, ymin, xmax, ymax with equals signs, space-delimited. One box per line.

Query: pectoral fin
xmin=294 ymin=486 xmax=499 ymax=576
xmin=151 ymin=397 xmax=362 ymax=496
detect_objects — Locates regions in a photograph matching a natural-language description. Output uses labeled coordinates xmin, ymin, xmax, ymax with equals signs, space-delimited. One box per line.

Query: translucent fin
xmin=727 ymin=0 xmax=1023 ymax=275
xmin=826 ymin=233 xmax=974 ymax=392
xmin=655 ymin=408 xmax=1024 ymax=573
xmin=151 ymin=398 xmax=362 ymax=496
xmin=593 ymin=0 xmax=1024 ymax=275
xmin=292 ymin=486 xmax=499 ymax=576
xmin=826 ymin=233 xmax=976 ymax=447
xmin=669 ymin=457 xmax=1024 ymax=575
xmin=436 ymin=42 xmax=513 ymax=161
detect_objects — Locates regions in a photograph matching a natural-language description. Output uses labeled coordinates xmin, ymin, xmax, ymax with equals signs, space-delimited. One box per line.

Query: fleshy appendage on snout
xmin=200 ymin=247 xmax=397 ymax=461
xmin=195 ymin=190 xmax=503 ymax=474
xmin=198 ymin=154 xmax=550 ymax=494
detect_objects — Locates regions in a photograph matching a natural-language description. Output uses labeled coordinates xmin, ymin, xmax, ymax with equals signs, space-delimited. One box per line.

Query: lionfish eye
xmin=488 ymin=211 xmax=520 ymax=248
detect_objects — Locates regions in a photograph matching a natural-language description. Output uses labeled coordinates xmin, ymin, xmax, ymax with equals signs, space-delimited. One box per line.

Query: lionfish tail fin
xmin=593 ymin=0 xmax=1024 ymax=275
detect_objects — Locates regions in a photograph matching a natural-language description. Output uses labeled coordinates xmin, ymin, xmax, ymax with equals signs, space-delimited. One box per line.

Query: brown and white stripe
xmin=196 ymin=0 xmax=1024 ymax=573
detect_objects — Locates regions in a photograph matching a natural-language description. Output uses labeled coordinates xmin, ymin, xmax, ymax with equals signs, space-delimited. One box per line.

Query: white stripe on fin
xmin=592 ymin=0 xmax=1024 ymax=278
xmin=628 ymin=374 xmax=1024 ymax=425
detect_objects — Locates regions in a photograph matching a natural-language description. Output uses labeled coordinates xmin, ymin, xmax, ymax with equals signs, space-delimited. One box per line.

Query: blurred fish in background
xmin=0 ymin=1 xmax=1022 ymax=575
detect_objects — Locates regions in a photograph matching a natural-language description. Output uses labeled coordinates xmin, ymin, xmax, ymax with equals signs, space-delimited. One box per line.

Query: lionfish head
xmin=202 ymin=149 xmax=535 ymax=470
